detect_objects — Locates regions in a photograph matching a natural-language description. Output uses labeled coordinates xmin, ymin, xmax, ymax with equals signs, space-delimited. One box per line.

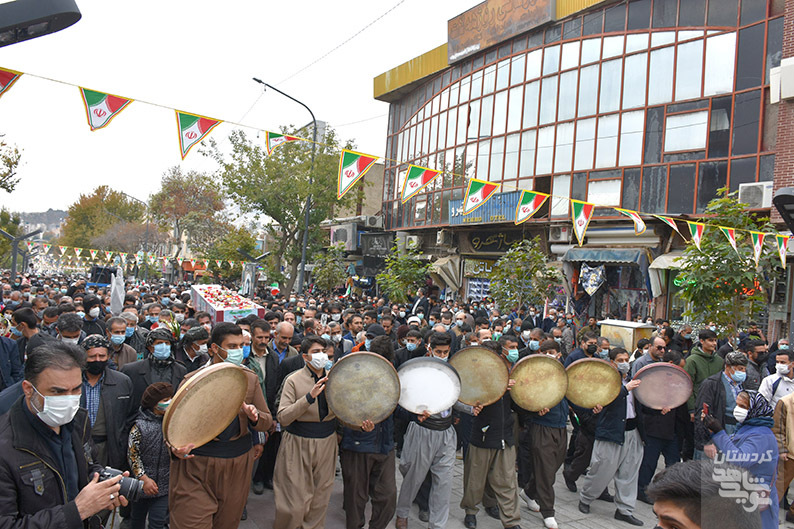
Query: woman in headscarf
xmin=703 ymin=391 xmax=779 ymax=529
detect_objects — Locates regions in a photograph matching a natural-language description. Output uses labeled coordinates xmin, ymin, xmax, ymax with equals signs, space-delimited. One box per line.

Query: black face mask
xmin=586 ymin=344 xmax=598 ymax=355
xmin=85 ymin=360 xmax=107 ymax=375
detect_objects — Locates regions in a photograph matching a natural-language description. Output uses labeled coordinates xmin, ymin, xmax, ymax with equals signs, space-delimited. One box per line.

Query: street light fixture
xmin=252 ymin=78 xmax=316 ymax=295
xmin=0 ymin=0 xmax=81 ymax=48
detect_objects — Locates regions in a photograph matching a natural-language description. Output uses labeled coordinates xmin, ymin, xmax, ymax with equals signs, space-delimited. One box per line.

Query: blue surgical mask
xmin=321 ymin=333 xmax=331 ymax=341
xmin=147 ymin=316 xmax=159 ymax=323
xmin=364 ymin=339 xmax=372 ymax=351
xmin=406 ymin=342 xmax=418 ymax=352
xmin=455 ymin=320 xmax=463 ymax=327
xmin=161 ymin=297 xmax=170 ymax=305
xmin=242 ymin=345 xmax=251 ymax=359
xmin=566 ymin=319 xmax=572 ymax=324
xmin=598 ymin=349 xmax=610 ymax=360
xmin=731 ymin=370 xmax=747 ymax=383
xmin=76 ymin=311 xmax=85 ymax=319
xmin=709 ymin=326 xmax=717 ymax=332
xmin=125 ymin=327 xmax=135 ymax=338
xmin=683 ymin=333 xmax=692 ymax=340
xmin=506 ymin=349 xmax=519 ymax=363
xmin=110 ymin=335 xmax=125 ymax=346
xmin=152 ymin=343 xmax=171 ymax=360
xmin=529 ymin=340 xmax=540 ymax=351
xmin=9 ymin=326 xmax=22 ymax=337
xmin=780 ymin=344 xmax=790 ymax=351
xmin=324 ymin=360 xmax=333 ymax=371
xmin=223 ymin=347 xmax=244 ymax=366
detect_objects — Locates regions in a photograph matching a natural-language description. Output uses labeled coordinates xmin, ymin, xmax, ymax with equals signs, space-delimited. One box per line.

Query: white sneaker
xmin=543 ymin=517 xmax=558 ymax=529
xmin=519 ymin=489 xmax=540 ymax=512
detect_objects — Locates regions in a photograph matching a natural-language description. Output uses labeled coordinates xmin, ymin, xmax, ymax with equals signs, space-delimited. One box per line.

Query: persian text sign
xmin=448 ymin=0 xmax=555 ymax=63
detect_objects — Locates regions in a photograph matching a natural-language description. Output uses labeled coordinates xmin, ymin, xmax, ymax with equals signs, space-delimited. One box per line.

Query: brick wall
xmin=772 ymin=0 xmax=794 ymax=223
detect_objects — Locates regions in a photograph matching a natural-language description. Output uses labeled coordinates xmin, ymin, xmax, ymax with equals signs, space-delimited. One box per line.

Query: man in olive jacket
xmin=684 ymin=329 xmax=723 ymax=413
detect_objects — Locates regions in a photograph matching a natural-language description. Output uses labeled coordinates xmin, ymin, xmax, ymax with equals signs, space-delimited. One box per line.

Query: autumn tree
xmin=0 ymin=135 xmax=21 ymax=193
xmin=60 ymin=186 xmax=143 ymax=248
xmin=90 ymin=221 xmax=169 ymax=254
xmin=0 ymin=209 xmax=21 ymax=268
xmin=202 ymin=225 xmax=257 ymax=281
xmin=312 ymin=243 xmax=347 ymax=293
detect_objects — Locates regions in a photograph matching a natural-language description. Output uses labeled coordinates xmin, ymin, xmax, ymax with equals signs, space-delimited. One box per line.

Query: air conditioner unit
xmin=331 ymin=223 xmax=357 ymax=251
xmin=365 ymin=215 xmax=384 ymax=228
xmin=549 ymin=225 xmax=572 ymax=243
xmin=436 ymin=229 xmax=453 ymax=247
xmin=739 ymin=182 xmax=773 ymax=208
xmin=406 ymin=235 xmax=421 ymax=249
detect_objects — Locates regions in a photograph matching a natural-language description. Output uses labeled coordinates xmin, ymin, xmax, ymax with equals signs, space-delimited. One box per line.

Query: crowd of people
xmin=0 ymin=274 xmax=784 ymax=529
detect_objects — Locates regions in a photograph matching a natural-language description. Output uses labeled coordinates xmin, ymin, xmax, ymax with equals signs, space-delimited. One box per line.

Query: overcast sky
xmin=0 ymin=0 xmax=481 ymax=213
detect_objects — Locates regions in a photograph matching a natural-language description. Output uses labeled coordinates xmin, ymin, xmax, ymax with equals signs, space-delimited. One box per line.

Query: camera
xmin=97 ymin=467 xmax=144 ymax=502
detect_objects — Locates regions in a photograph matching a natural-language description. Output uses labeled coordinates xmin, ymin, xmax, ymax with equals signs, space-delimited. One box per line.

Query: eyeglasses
xmin=655 ymin=346 xmax=667 ymax=351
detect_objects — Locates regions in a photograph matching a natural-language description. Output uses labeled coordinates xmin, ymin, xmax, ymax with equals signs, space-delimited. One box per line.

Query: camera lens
xmin=118 ymin=476 xmax=144 ymax=502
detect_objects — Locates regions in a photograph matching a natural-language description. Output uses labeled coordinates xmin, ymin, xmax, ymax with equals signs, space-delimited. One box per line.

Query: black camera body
xmin=97 ymin=467 xmax=144 ymax=502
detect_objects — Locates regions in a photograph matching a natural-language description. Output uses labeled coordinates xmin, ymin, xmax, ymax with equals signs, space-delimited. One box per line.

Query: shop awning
xmin=431 ymin=255 xmax=461 ymax=291
xmin=562 ymin=247 xmax=649 ymax=266
xmin=649 ymin=250 xmax=687 ymax=270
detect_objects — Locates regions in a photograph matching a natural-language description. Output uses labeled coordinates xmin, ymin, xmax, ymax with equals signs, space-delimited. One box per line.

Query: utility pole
xmin=0 ymin=228 xmax=41 ymax=282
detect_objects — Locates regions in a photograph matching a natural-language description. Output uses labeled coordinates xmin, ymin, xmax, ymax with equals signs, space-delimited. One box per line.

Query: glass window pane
xmin=490 ymin=137 xmax=504 ymax=181
xmin=520 ymin=130 xmax=536 ymax=177
xmin=767 ymin=18 xmax=783 ymax=84
xmin=708 ymin=96 xmax=732 ymax=158
xmin=603 ymin=36 xmax=624 ymax=58
xmin=679 ymin=30 xmax=703 ymax=41
xmin=583 ymin=11 xmax=603 ymax=36
xmin=595 ymin=114 xmax=619 ymax=168
xmin=729 ymin=157 xmax=757 ymax=192
xmin=679 ymin=0 xmax=705 ymax=26
xmin=539 ymin=76 xmax=558 ymax=125
xmin=707 ymin=0 xmax=738 ymax=27
xmin=447 ymin=108 xmax=457 ymax=149
xmin=465 ymin=144 xmax=477 ymax=179
xmin=554 ymin=122 xmax=574 ymax=173
xmin=543 ymin=45 xmax=560 ymax=75
xmin=578 ymin=65 xmax=598 ymax=117
xmin=504 ymin=133 xmax=520 ymax=179
xmin=587 ymin=179 xmax=621 ymax=206
xmin=604 ymin=4 xmax=626 ymax=32
xmin=653 ymin=0 xmax=678 ymax=28
xmin=622 ymin=53 xmax=647 ymax=109
xmin=732 ymin=90 xmax=760 ymax=155
xmin=641 ymin=166 xmax=668 ymax=213
xmin=476 ymin=140 xmax=490 ymax=180
xmin=439 ymin=89 xmax=449 ymax=113
xmin=523 ymin=81 xmax=539 ymax=128
xmin=496 ymin=60 xmax=509 ymax=91
xmin=536 ymin=126 xmax=555 ymax=175
xmin=626 ymin=34 xmax=649 ymax=53
xmin=510 ymin=55 xmax=525 ymax=86
xmin=561 ymin=41 xmax=580 ymax=70
xmin=648 ymin=47 xmax=674 ymax=104
xmin=651 ymin=31 xmax=675 ymax=47
xmin=668 ymin=164 xmax=696 ymax=213
xmin=697 ymin=161 xmax=728 ymax=213
xmin=675 ymin=40 xmax=703 ymax=101
xmin=507 ymin=87 xmax=522 ymax=132
xmin=492 ymin=91 xmax=508 ymax=136
xmin=479 ymin=95 xmax=494 ymax=138
xmin=622 ymin=168 xmax=641 ymax=210
xmin=551 ymin=174 xmax=571 ymax=216
xmin=664 ymin=111 xmax=708 ymax=151
xmin=457 ymin=107 xmax=467 ymax=145
xmin=627 ymin=0 xmax=651 ymax=30
xmin=619 ymin=110 xmax=644 ymax=166
xmin=704 ymin=33 xmax=736 ymax=96
xmin=470 ymin=70 xmax=483 ymax=99
xmin=574 ymin=118 xmax=596 ymax=170
xmin=735 ymin=23 xmax=765 ymax=91
xmin=526 ymin=50 xmax=541 ymax=80
xmin=467 ymin=100 xmax=480 ymax=140
xmin=558 ymin=71 xmax=578 ymax=121
xmin=437 ymin=112 xmax=447 ymax=151
xmin=599 ymin=59 xmax=622 ymax=113
xmin=581 ymin=38 xmax=601 ymax=64
xmin=644 ymin=106 xmax=664 ymax=163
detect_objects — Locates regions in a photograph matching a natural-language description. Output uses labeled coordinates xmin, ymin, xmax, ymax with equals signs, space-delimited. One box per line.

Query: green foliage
xmin=312 ymin=243 xmax=347 ymax=293
xmin=488 ymin=237 xmax=560 ymax=312
xmin=0 ymin=209 xmax=21 ymax=268
xmin=202 ymin=225 xmax=257 ymax=281
xmin=376 ymin=243 xmax=431 ymax=304
xmin=0 ymin=137 xmax=21 ymax=193
xmin=211 ymin=126 xmax=359 ymax=293
xmin=60 ymin=186 xmax=143 ymax=248
xmin=678 ymin=187 xmax=783 ymax=331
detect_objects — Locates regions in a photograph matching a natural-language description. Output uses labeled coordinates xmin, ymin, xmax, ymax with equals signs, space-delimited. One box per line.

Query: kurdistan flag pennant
xmin=338 ymin=149 xmax=378 ymax=198
xmin=176 ymin=111 xmax=221 ymax=160
xmin=0 ymin=67 xmax=21 ymax=99
xmin=776 ymin=235 xmax=789 ymax=269
xmin=462 ymin=178 xmax=500 ymax=215
xmin=751 ymin=232 xmax=765 ymax=267
xmin=571 ymin=200 xmax=595 ymax=246
xmin=265 ymin=132 xmax=301 ymax=155
xmin=686 ymin=221 xmax=705 ymax=251
xmin=79 ymin=88 xmax=132 ymax=131
xmin=514 ymin=190 xmax=549 ymax=225
xmin=401 ymin=165 xmax=441 ymax=203
xmin=654 ymin=215 xmax=684 ymax=239
xmin=718 ymin=227 xmax=738 ymax=255
xmin=614 ymin=208 xmax=646 ymax=235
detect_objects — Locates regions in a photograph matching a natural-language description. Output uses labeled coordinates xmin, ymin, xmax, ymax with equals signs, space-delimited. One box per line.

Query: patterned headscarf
xmin=146 ymin=327 xmax=175 ymax=347
xmin=745 ymin=391 xmax=774 ymax=420
xmin=81 ymin=334 xmax=109 ymax=351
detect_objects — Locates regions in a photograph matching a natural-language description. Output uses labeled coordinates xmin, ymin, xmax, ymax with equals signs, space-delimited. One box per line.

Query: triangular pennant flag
xmin=338 ymin=149 xmax=378 ymax=198
xmin=190 ymin=259 xmax=196 ymax=268
xmin=79 ymin=88 xmax=132 ymax=131
xmin=571 ymin=200 xmax=596 ymax=246
xmin=654 ymin=215 xmax=684 ymax=240
xmin=514 ymin=190 xmax=549 ymax=225
xmin=120 ymin=252 xmax=127 ymax=262
xmin=176 ymin=111 xmax=221 ymax=160
xmin=776 ymin=235 xmax=789 ymax=269
xmin=43 ymin=244 xmax=51 ymax=254
xmin=89 ymin=249 xmax=98 ymax=259
xmin=615 ymin=208 xmax=646 ymax=235
xmin=401 ymin=165 xmax=441 ymax=203
xmin=718 ymin=227 xmax=739 ymax=255
xmin=462 ymin=178 xmax=500 ymax=215
xmin=105 ymin=251 xmax=113 ymax=260
xmin=0 ymin=67 xmax=22 ymax=99
xmin=216 ymin=260 xmax=222 ymax=268
xmin=148 ymin=254 xmax=156 ymax=264
xmin=74 ymin=248 xmax=82 ymax=257
xmin=750 ymin=232 xmax=765 ymax=267
xmin=228 ymin=260 xmax=235 ymax=267
xmin=265 ymin=131 xmax=301 ymax=155
xmin=686 ymin=221 xmax=705 ymax=251
xmin=25 ymin=241 xmax=34 ymax=251
xmin=59 ymin=246 xmax=67 ymax=255
xmin=203 ymin=260 xmax=209 ymax=268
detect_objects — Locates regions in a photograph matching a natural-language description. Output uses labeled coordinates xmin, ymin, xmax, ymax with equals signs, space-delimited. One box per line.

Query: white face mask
xmin=88 ymin=307 xmax=101 ymax=319
xmin=733 ymin=407 xmax=748 ymax=423
xmin=331 ymin=334 xmax=342 ymax=344
xmin=175 ymin=313 xmax=185 ymax=323
xmin=31 ymin=385 xmax=81 ymax=427
xmin=331 ymin=314 xmax=341 ymax=322
xmin=60 ymin=337 xmax=79 ymax=345
xmin=309 ymin=352 xmax=329 ymax=370
xmin=777 ymin=363 xmax=791 ymax=376
xmin=197 ymin=344 xmax=208 ymax=354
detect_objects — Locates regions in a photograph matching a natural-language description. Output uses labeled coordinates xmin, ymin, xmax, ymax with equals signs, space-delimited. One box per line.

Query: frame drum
xmin=397 ymin=357 xmax=461 ymax=415
xmin=565 ymin=358 xmax=622 ymax=409
xmin=325 ymin=352 xmax=400 ymax=427
xmin=510 ymin=354 xmax=568 ymax=411
xmin=449 ymin=346 xmax=509 ymax=406
xmin=632 ymin=362 xmax=693 ymax=410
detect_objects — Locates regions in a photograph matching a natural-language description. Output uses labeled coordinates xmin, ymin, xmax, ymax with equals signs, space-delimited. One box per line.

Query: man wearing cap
xmin=121 ymin=328 xmax=187 ymax=411
xmin=81 ymin=295 xmax=106 ymax=337
xmin=348 ymin=324 xmax=386 ymax=356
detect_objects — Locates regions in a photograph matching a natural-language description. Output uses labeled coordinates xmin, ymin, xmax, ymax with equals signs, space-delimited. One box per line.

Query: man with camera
xmin=0 ymin=341 xmax=132 ymax=528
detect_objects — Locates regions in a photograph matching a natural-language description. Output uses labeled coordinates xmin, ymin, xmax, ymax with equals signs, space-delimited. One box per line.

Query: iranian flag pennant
xmin=750 ymin=232 xmax=765 ymax=267
xmin=686 ymin=221 xmax=705 ymax=251
xmin=514 ymin=190 xmax=548 ymax=225
xmin=42 ymin=244 xmax=51 ymax=254
xmin=89 ymin=249 xmax=98 ymax=260
xmin=176 ymin=111 xmax=221 ymax=160
xmin=215 ymin=260 xmax=222 ymax=268
xmin=615 ymin=208 xmax=646 ymax=235
xmin=228 ymin=260 xmax=235 ymax=267
xmin=74 ymin=248 xmax=82 ymax=257
xmin=718 ymin=227 xmax=739 ymax=255
xmin=265 ymin=131 xmax=301 ymax=155
xmin=654 ymin=215 xmax=684 ymax=240
xmin=338 ymin=149 xmax=378 ymax=198
xmin=776 ymin=234 xmax=789 ymax=269
xmin=119 ymin=252 xmax=127 ymax=262
xmin=148 ymin=255 xmax=156 ymax=264
xmin=59 ymin=246 xmax=68 ymax=255
xmin=105 ymin=251 xmax=113 ymax=260
xmin=571 ymin=200 xmax=596 ymax=246
xmin=190 ymin=259 xmax=196 ymax=268
xmin=462 ymin=178 xmax=500 ymax=215
xmin=203 ymin=260 xmax=209 ymax=268
xmin=25 ymin=241 xmax=34 ymax=251
xmin=401 ymin=165 xmax=441 ymax=203
xmin=79 ymin=88 xmax=132 ymax=131
xmin=0 ymin=67 xmax=22 ymax=99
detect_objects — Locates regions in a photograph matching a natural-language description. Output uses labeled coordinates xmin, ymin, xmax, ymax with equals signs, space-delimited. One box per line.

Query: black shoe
xmin=418 ymin=510 xmax=429 ymax=522
xmin=578 ymin=501 xmax=590 ymax=514
xmin=252 ymin=481 xmax=265 ymax=495
xmin=614 ymin=511 xmax=644 ymax=526
xmin=564 ymin=474 xmax=577 ymax=492
xmin=598 ymin=489 xmax=615 ymax=502
xmin=464 ymin=514 xmax=477 ymax=529
xmin=637 ymin=492 xmax=652 ymax=505
xmin=119 ymin=520 xmax=132 ymax=529
xmin=263 ymin=479 xmax=274 ymax=490
xmin=241 ymin=506 xmax=247 ymax=521
xmin=484 ymin=506 xmax=500 ymax=519
xmin=786 ymin=511 xmax=794 ymax=523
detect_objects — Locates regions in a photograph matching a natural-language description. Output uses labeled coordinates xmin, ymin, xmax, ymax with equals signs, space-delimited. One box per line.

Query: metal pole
xmin=253 ymin=78 xmax=316 ymax=295
xmin=10 ymin=241 xmax=17 ymax=282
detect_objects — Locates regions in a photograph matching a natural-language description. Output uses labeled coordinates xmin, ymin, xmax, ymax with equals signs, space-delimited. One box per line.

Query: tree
xmin=488 ymin=237 xmax=560 ymax=313
xmin=677 ymin=188 xmax=783 ymax=332
xmin=60 ymin=186 xmax=143 ymax=248
xmin=212 ymin=126 xmax=360 ymax=293
xmin=0 ymin=209 xmax=21 ymax=268
xmin=376 ymin=243 xmax=431 ymax=304
xmin=148 ymin=167 xmax=225 ymax=259
xmin=90 ymin=221 xmax=169 ymax=254
xmin=0 ymin=136 xmax=21 ymax=193
xmin=203 ymin=225 xmax=257 ymax=282
xmin=312 ymin=243 xmax=347 ymax=293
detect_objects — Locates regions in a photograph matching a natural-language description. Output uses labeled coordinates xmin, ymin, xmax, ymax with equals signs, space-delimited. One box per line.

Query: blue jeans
xmin=131 ymin=495 xmax=169 ymax=529
xmin=638 ymin=435 xmax=680 ymax=495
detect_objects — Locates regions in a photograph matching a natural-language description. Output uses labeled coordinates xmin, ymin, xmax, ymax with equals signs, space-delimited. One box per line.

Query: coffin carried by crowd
xmin=190 ymin=284 xmax=265 ymax=323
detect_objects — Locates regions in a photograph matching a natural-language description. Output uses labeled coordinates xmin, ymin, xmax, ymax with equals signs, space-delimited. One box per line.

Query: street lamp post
xmin=119 ymin=191 xmax=150 ymax=282
xmin=253 ymin=78 xmax=316 ymax=295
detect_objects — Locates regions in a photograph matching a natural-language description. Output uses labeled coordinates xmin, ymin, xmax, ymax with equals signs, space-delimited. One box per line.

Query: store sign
xmin=468 ymin=230 xmax=522 ymax=253
xmin=449 ymin=190 xmax=521 ymax=225
xmin=464 ymin=258 xmax=497 ymax=277
xmin=448 ymin=0 xmax=555 ymax=63
xmin=360 ymin=232 xmax=393 ymax=257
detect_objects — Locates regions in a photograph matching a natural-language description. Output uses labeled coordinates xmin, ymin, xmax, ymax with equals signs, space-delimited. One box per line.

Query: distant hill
xmin=16 ymin=209 xmax=67 ymax=226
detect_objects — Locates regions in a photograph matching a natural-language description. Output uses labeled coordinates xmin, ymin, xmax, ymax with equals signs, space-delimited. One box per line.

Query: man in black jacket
xmin=121 ymin=328 xmax=186 ymax=412
xmin=0 ymin=341 xmax=129 ymax=529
